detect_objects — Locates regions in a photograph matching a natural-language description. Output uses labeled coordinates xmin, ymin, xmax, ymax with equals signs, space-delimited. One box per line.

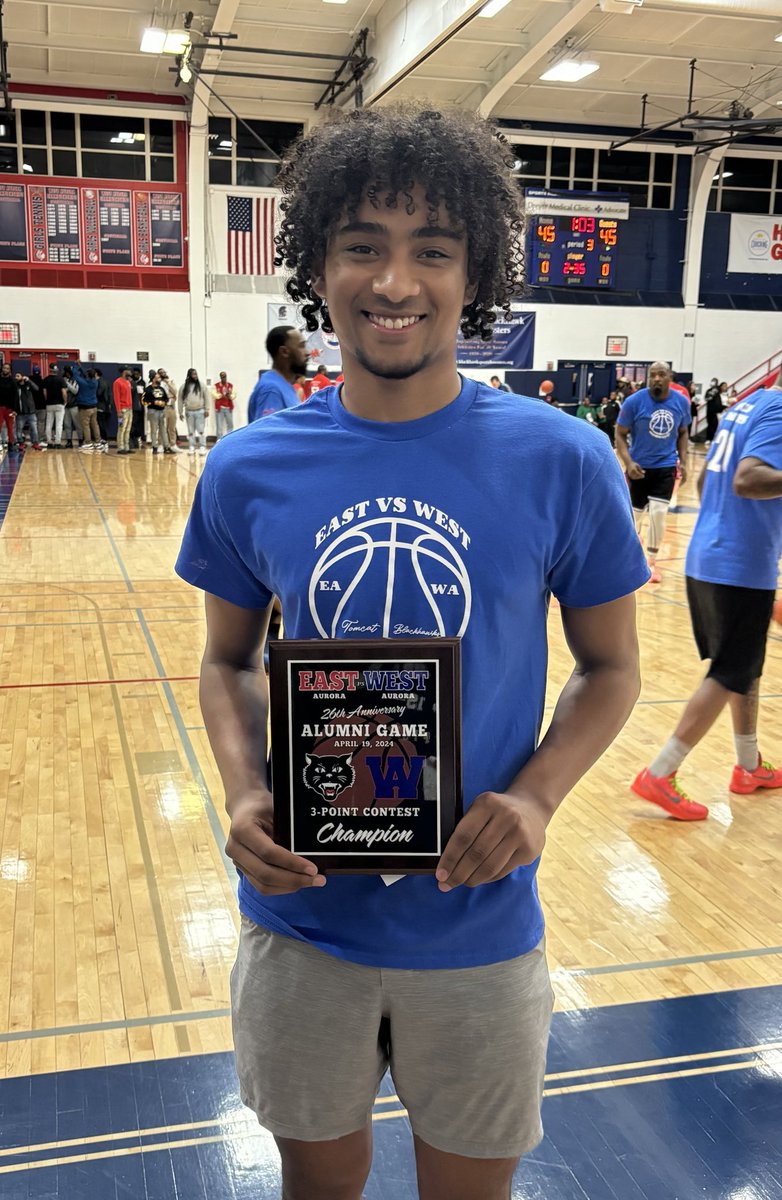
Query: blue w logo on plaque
xmin=309 ymin=515 xmax=472 ymax=639
xmin=366 ymin=755 xmax=426 ymax=800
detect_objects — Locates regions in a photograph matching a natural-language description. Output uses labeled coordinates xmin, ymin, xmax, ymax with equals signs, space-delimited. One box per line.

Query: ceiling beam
xmin=363 ymin=0 xmax=488 ymax=106
xmin=478 ymin=0 xmax=597 ymax=118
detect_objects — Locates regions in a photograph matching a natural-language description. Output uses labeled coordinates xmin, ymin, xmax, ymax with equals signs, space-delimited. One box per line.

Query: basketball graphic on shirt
xmin=309 ymin=517 xmax=472 ymax=639
xmin=649 ymin=408 xmax=675 ymax=439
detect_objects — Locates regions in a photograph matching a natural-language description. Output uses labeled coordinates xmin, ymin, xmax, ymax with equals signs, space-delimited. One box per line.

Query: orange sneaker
xmin=729 ymin=757 xmax=782 ymax=795
xmin=631 ymin=768 xmax=709 ymax=820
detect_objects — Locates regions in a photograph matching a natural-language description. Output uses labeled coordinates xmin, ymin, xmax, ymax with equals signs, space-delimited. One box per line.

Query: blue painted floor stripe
xmin=1 ymin=985 xmax=781 ymax=1198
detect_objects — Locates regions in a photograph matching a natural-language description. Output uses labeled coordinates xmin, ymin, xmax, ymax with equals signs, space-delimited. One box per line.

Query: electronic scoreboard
xmin=531 ymin=214 xmax=620 ymax=289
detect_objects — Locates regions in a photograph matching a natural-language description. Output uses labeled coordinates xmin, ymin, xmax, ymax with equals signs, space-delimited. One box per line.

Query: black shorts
xmin=628 ymin=467 xmax=676 ymax=510
xmin=686 ymin=577 xmax=775 ymax=694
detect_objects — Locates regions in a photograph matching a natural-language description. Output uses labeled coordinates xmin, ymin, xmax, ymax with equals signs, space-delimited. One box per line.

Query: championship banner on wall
xmin=456 ymin=313 xmax=535 ymax=369
xmin=728 ymin=215 xmax=782 ymax=274
xmin=0 ymin=177 xmax=185 ymax=269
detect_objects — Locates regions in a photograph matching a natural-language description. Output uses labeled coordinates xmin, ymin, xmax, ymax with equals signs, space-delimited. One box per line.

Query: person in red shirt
xmin=113 ymin=366 xmax=135 ymax=455
xmin=302 ymin=368 xmax=331 ymax=401
xmin=212 ymin=371 xmax=236 ymax=438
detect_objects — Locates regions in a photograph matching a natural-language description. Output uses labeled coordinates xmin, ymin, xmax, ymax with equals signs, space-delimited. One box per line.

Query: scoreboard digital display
xmin=532 ymin=215 xmax=619 ymax=289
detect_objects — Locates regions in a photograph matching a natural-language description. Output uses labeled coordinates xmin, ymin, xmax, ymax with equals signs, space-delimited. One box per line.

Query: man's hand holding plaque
xmin=435 ymin=791 xmax=548 ymax=892
xmin=226 ymin=790 xmax=327 ymax=895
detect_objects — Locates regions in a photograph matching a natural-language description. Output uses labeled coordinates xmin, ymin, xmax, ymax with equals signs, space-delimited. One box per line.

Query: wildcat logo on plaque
xmin=269 ymin=639 xmax=462 ymax=873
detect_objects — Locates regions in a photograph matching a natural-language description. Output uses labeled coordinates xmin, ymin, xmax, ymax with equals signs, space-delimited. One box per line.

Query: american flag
xmin=227 ymin=195 xmax=277 ymax=275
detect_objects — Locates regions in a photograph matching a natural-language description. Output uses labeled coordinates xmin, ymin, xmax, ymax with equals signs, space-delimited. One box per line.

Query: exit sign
xmin=606 ymin=336 xmax=628 ymax=356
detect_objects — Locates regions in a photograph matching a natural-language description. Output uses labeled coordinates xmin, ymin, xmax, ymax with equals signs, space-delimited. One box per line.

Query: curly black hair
xmin=274 ymin=104 xmax=525 ymax=341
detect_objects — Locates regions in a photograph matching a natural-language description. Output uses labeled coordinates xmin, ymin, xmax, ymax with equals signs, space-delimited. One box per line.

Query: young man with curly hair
xmin=176 ymin=106 xmax=648 ymax=1199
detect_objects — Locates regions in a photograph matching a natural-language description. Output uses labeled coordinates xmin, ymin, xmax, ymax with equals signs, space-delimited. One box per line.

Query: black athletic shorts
xmin=628 ymin=466 xmax=677 ymax=511
xmin=686 ymin=576 xmax=775 ymax=694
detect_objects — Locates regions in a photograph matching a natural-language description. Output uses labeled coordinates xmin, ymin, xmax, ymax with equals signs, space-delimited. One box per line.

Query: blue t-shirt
xmin=686 ymin=388 xmax=782 ymax=591
xmin=247 ymin=371 xmax=299 ymax=422
xmin=617 ymin=387 xmax=691 ymax=469
xmin=176 ymin=379 xmax=649 ymax=969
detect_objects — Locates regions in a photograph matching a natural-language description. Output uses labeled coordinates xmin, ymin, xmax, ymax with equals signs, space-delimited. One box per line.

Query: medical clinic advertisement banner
xmin=728 ymin=215 xmax=782 ymax=274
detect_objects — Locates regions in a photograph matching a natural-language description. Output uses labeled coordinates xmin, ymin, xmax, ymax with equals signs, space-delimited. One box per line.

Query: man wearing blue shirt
xmin=634 ymin=377 xmax=782 ymax=820
xmin=247 ymin=325 xmax=309 ymax=422
xmin=615 ymin=362 xmax=691 ymax=583
xmin=176 ymin=106 xmax=648 ymax=1200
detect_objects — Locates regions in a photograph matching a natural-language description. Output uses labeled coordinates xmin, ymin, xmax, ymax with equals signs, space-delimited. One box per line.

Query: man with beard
xmin=247 ymin=326 xmax=309 ymax=422
xmin=615 ymin=361 xmax=691 ymax=583
xmin=175 ymin=106 xmax=649 ymax=1200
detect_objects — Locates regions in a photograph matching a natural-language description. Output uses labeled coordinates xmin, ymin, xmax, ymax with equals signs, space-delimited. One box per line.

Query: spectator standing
xmin=130 ymin=368 xmax=146 ymax=449
xmin=61 ymin=366 xmax=83 ymax=449
xmin=15 ymin=373 xmax=44 ymax=450
xmin=72 ymin=363 xmax=106 ymax=453
xmin=212 ymin=372 xmax=236 ymax=439
xmin=600 ymin=392 xmax=621 ymax=446
xmin=178 ymin=368 xmax=209 ymax=456
xmin=31 ymin=366 xmax=48 ymax=444
xmin=158 ymin=369 xmax=179 ymax=451
xmin=143 ymin=373 xmax=175 ymax=454
xmin=576 ymin=397 xmax=597 ymax=424
xmin=42 ymin=363 xmax=67 ymax=448
xmin=303 ymin=367 xmax=331 ymax=400
xmin=247 ymin=327 xmax=309 ymax=422
xmin=94 ymin=369 xmax=113 ymax=445
xmin=114 ymin=367 xmax=134 ymax=455
xmin=490 ymin=374 xmax=512 ymax=393
xmin=0 ymin=362 xmax=20 ymax=448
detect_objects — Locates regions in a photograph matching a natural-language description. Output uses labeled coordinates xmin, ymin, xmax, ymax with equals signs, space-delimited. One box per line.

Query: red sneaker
xmin=648 ymin=566 xmax=662 ymax=584
xmin=729 ymin=757 xmax=782 ymax=795
xmin=631 ymin=768 xmax=709 ymax=820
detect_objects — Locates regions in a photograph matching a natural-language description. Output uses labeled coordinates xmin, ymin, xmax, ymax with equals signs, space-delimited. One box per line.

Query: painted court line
xmin=0 ymin=675 xmax=199 ymax=691
xmin=0 ymin=1055 xmax=771 ymax=1177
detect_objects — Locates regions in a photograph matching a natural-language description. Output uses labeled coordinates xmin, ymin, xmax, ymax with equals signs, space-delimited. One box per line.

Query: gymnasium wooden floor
xmin=0 ymin=437 xmax=781 ymax=1199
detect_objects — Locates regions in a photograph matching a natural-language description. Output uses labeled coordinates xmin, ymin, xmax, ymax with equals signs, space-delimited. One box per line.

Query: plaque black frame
xmin=269 ymin=639 xmax=462 ymax=874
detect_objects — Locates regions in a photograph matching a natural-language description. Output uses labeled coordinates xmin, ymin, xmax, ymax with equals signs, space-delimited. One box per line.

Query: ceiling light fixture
xmin=140 ymin=27 xmax=166 ymax=54
xmin=479 ymin=0 xmax=512 ymax=16
xmin=218 ymin=139 xmax=232 ymax=148
xmin=322 ymin=0 xmax=349 ymax=5
xmin=163 ymin=30 xmax=191 ymax=55
xmin=540 ymin=58 xmax=600 ymax=82
xmin=22 ymin=163 xmax=33 ymax=173
xmin=775 ymin=32 xmax=782 ymax=42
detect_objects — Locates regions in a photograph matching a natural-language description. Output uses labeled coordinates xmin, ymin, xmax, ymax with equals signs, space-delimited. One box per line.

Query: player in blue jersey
xmin=615 ymin=362 xmax=691 ymax=583
xmin=633 ymin=375 xmax=782 ymax=820
xmin=176 ymin=106 xmax=648 ymax=1200
xmin=247 ymin=325 xmax=309 ymax=422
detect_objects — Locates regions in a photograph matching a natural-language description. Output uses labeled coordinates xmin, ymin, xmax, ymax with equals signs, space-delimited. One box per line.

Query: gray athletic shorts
xmin=231 ymin=917 xmax=554 ymax=1159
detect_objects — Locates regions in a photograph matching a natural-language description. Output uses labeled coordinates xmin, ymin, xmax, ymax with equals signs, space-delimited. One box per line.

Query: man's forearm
xmin=614 ymin=431 xmax=631 ymax=470
xmin=506 ymin=663 xmax=641 ymax=821
xmin=735 ymin=464 xmax=782 ymax=499
xmin=200 ymin=659 xmax=270 ymax=815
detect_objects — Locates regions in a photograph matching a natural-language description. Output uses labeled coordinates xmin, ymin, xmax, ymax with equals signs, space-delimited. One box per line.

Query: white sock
xmin=734 ymin=733 xmax=759 ymax=771
xmin=650 ymin=736 xmax=690 ymax=778
xmin=633 ymin=507 xmax=645 ymax=536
